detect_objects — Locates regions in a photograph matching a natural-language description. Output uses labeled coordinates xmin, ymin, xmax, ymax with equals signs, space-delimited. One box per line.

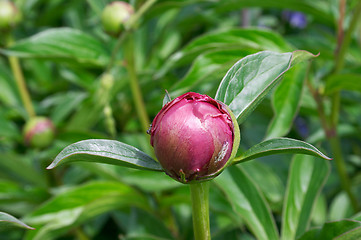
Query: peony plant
xmin=48 ymin=50 xmax=331 ymax=240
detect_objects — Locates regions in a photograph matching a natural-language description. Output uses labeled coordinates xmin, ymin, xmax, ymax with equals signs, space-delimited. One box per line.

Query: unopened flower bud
xmin=23 ymin=117 xmax=55 ymax=148
xmin=149 ymin=92 xmax=240 ymax=183
xmin=0 ymin=0 xmax=22 ymax=31
xmin=101 ymin=1 xmax=134 ymax=37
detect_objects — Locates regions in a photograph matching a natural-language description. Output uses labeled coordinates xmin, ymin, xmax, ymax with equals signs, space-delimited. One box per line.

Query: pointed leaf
xmin=266 ymin=63 xmax=307 ymax=139
xmin=48 ymin=139 xmax=163 ymax=171
xmin=215 ymin=50 xmax=316 ymax=123
xmin=234 ymin=137 xmax=331 ymax=164
xmin=0 ymin=212 xmax=34 ymax=230
xmin=0 ymin=28 xmax=109 ymax=67
xmin=214 ymin=165 xmax=279 ymax=240
xmin=298 ymin=219 xmax=361 ymax=240
xmin=281 ymin=155 xmax=330 ymax=240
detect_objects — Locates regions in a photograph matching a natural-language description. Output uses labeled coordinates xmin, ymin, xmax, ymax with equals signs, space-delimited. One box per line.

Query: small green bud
xmin=101 ymin=1 xmax=134 ymax=37
xmin=0 ymin=0 xmax=22 ymax=31
xmin=23 ymin=117 xmax=55 ymax=149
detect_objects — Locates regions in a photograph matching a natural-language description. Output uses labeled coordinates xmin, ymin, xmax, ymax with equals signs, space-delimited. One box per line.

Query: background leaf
xmin=298 ymin=219 xmax=361 ymax=240
xmin=1 ymin=28 xmax=109 ymax=67
xmin=325 ymin=73 xmax=361 ymax=94
xmin=214 ymin=165 xmax=279 ymax=240
xmin=170 ymin=49 xmax=256 ymax=96
xmin=24 ymin=181 xmax=149 ymax=240
xmin=47 ymin=139 xmax=163 ymax=171
xmin=266 ymin=63 xmax=307 ymax=139
xmin=215 ymin=50 xmax=316 ymax=123
xmin=157 ymin=28 xmax=292 ymax=76
xmin=281 ymin=154 xmax=330 ymax=240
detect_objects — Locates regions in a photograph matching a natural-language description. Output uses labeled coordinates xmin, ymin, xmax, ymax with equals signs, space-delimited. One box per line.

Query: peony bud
xmin=23 ymin=117 xmax=55 ymax=148
xmin=149 ymin=92 xmax=240 ymax=183
xmin=101 ymin=1 xmax=134 ymax=37
xmin=0 ymin=0 xmax=22 ymax=31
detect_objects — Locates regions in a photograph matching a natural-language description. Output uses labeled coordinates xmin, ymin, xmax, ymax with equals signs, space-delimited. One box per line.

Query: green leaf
xmin=325 ymin=73 xmax=361 ymax=94
xmin=0 ymin=212 xmax=34 ymax=230
xmin=298 ymin=220 xmax=361 ymax=240
xmin=215 ymin=50 xmax=316 ymax=123
xmin=47 ymin=139 xmax=163 ymax=171
xmin=78 ymin=163 xmax=181 ymax=192
xmin=0 ymin=28 xmax=109 ymax=67
xmin=114 ymin=208 xmax=175 ymax=240
xmin=328 ymin=192 xmax=353 ymax=221
xmin=0 ymin=153 xmax=47 ymax=187
xmin=233 ymin=137 xmax=331 ymax=164
xmin=157 ymin=28 xmax=292 ymax=76
xmin=24 ymin=181 xmax=149 ymax=240
xmin=266 ymin=63 xmax=307 ymax=139
xmin=281 ymin=155 xmax=330 ymax=240
xmin=241 ymin=161 xmax=285 ymax=208
xmin=214 ymin=165 xmax=279 ymax=240
xmin=170 ymin=49 xmax=256 ymax=96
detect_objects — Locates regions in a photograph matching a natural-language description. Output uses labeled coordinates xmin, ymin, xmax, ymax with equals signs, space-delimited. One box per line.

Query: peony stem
xmin=190 ymin=181 xmax=211 ymax=240
xmin=6 ymin=34 xmax=36 ymax=119
xmin=124 ymin=35 xmax=150 ymax=133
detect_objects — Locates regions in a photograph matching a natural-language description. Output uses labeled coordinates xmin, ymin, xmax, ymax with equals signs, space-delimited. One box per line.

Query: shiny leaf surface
xmin=234 ymin=137 xmax=331 ymax=164
xmin=47 ymin=139 xmax=163 ymax=171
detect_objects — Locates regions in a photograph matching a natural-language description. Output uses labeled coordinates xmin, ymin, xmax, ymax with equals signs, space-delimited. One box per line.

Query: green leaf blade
xmin=298 ymin=220 xmax=361 ymax=240
xmin=0 ymin=212 xmax=34 ymax=230
xmin=215 ymin=165 xmax=279 ymax=240
xmin=48 ymin=139 xmax=163 ymax=171
xmin=266 ymin=63 xmax=307 ymax=139
xmin=281 ymin=155 xmax=330 ymax=240
xmin=234 ymin=138 xmax=331 ymax=164
xmin=1 ymin=28 xmax=109 ymax=67
xmin=24 ymin=181 xmax=150 ymax=239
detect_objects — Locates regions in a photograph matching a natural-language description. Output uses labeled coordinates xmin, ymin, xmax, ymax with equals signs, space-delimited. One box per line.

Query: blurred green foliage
xmin=1 ymin=0 xmax=361 ymax=239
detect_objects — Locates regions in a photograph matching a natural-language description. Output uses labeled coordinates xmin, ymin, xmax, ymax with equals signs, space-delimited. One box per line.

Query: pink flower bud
xmin=150 ymin=92 xmax=240 ymax=183
xmin=23 ymin=117 xmax=55 ymax=148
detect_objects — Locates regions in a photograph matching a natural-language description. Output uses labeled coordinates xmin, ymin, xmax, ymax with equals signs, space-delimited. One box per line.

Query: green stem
xmin=106 ymin=0 xmax=158 ymax=71
xmin=6 ymin=35 xmax=36 ymax=119
xmin=326 ymin=0 xmax=361 ymax=212
xmin=103 ymin=0 xmax=157 ymax=133
xmin=125 ymin=0 xmax=157 ymax=30
xmin=190 ymin=181 xmax=211 ymax=240
xmin=333 ymin=0 xmax=361 ymax=74
xmin=124 ymin=35 xmax=150 ymax=133
xmin=329 ymin=136 xmax=358 ymax=211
